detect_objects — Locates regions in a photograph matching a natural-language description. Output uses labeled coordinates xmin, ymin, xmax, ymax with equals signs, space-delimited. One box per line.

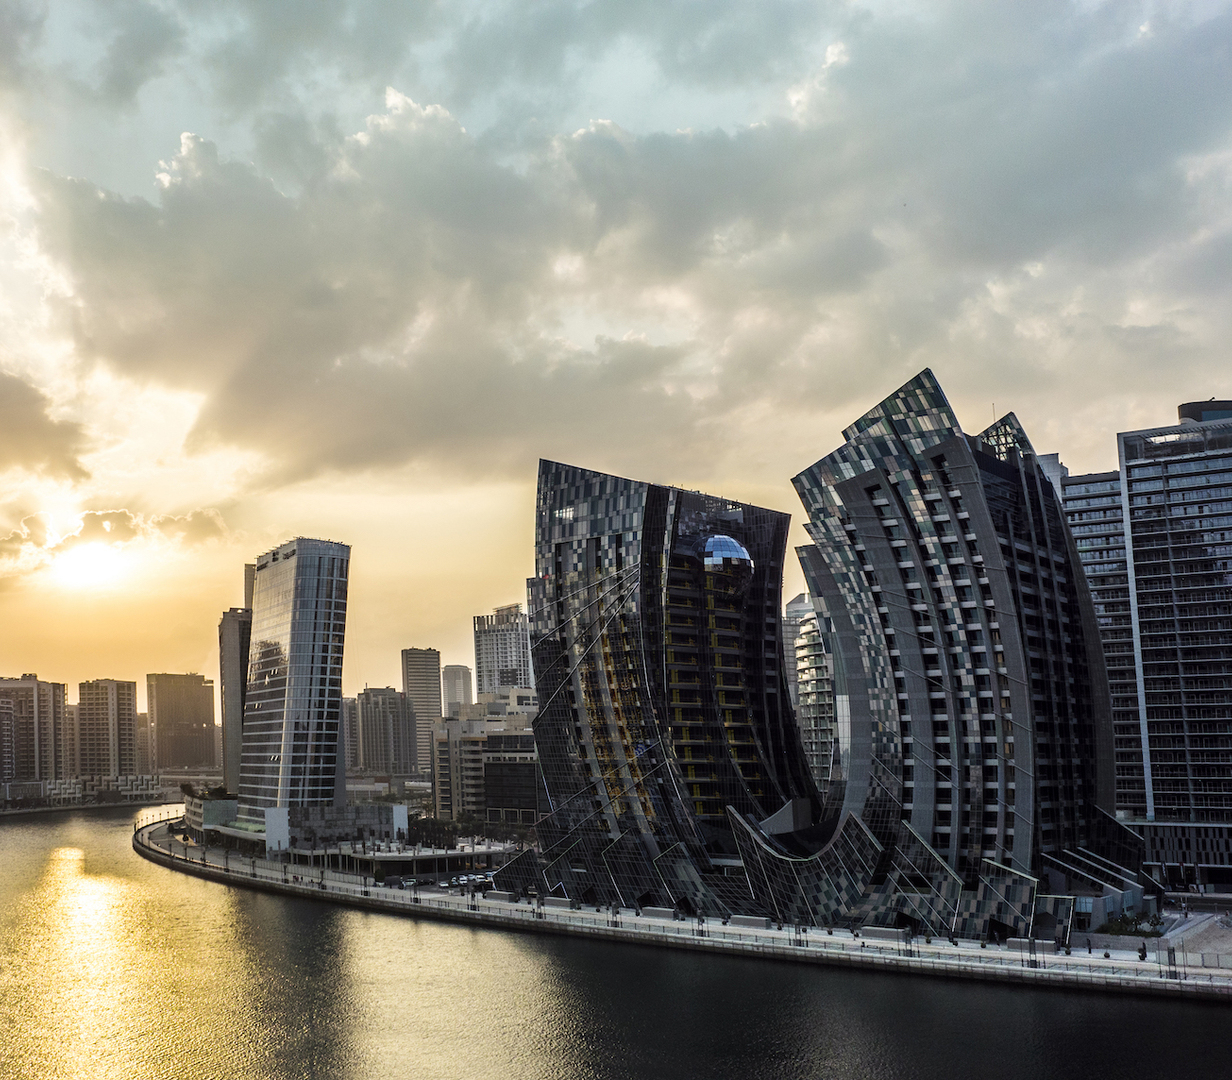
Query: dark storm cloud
xmin=0 ymin=372 xmax=90 ymax=480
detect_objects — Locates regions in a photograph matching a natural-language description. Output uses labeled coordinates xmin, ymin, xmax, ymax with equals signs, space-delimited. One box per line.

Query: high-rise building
xmin=1064 ymin=400 xmax=1232 ymax=890
xmin=793 ymin=612 xmax=834 ymax=790
xmin=218 ymin=564 xmax=255 ymax=794
xmin=356 ymin=687 xmax=417 ymax=774
xmin=76 ymin=679 xmax=138 ymax=776
xmin=473 ymin=604 xmax=534 ymax=694
xmin=494 ymin=459 xmax=815 ymax=915
xmin=442 ymin=664 xmax=473 ymax=714
xmin=0 ymin=695 xmax=15 ymax=783
xmin=147 ymin=673 xmax=215 ymax=770
xmin=65 ymin=703 xmax=78 ymax=772
xmin=135 ymin=712 xmax=151 ymax=774
xmin=781 ymin=592 xmax=813 ymax=709
xmin=219 ymin=610 xmax=252 ymax=792
xmin=0 ymin=675 xmax=71 ymax=781
xmin=1059 ymin=469 xmax=1141 ymax=815
xmin=732 ymin=369 xmax=1142 ymax=938
xmin=340 ymin=696 xmax=358 ymax=770
xmin=238 ymin=538 xmax=350 ymax=824
xmin=400 ymin=647 xmax=441 ymax=775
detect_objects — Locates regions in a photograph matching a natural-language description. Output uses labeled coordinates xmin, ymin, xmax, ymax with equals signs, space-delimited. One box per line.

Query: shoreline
xmin=1 ymin=799 xmax=174 ymax=821
xmin=131 ymin=820 xmax=1232 ymax=1003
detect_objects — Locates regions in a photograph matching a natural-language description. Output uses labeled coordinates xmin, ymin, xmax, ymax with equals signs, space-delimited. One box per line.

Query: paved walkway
xmin=132 ymin=816 xmax=1232 ymax=1003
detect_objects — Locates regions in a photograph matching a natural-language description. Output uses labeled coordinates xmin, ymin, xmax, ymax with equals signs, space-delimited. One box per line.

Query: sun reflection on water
xmin=0 ymin=840 xmax=259 ymax=1080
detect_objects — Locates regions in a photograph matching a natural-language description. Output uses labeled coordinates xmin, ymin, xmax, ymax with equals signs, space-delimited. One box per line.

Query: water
xmin=0 ymin=809 xmax=1227 ymax=1080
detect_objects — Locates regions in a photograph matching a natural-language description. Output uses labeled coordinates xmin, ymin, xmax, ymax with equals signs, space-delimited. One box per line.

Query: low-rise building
xmin=433 ymin=687 xmax=539 ymax=823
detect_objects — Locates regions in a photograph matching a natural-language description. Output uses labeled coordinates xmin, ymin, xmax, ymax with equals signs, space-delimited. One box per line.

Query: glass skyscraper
xmin=1059 ymin=470 xmax=1147 ymax=816
xmin=738 ymin=371 xmax=1144 ymax=938
xmin=1061 ymin=401 xmax=1232 ymax=888
xmin=495 ymin=459 xmax=815 ymax=915
xmin=237 ymin=538 xmax=350 ymax=824
xmin=498 ymin=381 xmax=1145 ymax=938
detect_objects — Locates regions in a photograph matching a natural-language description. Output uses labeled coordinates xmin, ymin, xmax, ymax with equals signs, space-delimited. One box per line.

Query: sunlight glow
xmin=47 ymin=542 xmax=131 ymax=591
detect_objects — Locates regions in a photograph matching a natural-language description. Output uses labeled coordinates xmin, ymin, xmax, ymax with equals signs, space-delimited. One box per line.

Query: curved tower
xmin=733 ymin=370 xmax=1143 ymax=939
xmin=494 ymin=459 xmax=814 ymax=914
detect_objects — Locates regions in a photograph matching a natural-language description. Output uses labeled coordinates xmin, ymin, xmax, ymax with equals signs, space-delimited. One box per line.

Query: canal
xmin=1 ymin=808 xmax=1227 ymax=1080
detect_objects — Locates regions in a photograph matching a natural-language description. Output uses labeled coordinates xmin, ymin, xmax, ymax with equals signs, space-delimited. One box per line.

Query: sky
xmin=2 ymin=0 xmax=1231 ymax=713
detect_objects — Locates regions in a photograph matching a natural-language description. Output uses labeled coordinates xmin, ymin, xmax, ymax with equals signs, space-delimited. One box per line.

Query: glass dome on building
xmin=703 ymin=535 xmax=754 ymax=570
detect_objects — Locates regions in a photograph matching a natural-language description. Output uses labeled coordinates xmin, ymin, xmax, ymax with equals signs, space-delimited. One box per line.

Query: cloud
xmin=0 ymin=1 xmax=45 ymax=96
xmin=66 ymin=509 xmax=142 ymax=546
xmin=0 ymin=371 xmax=90 ymax=480
xmin=0 ymin=505 xmax=229 ymax=587
xmin=8 ymin=0 xmax=1232 ymax=500
xmin=92 ymin=0 xmax=186 ymax=106
xmin=152 ymin=507 xmax=227 ymax=543
xmin=0 ymin=512 xmax=51 ymax=560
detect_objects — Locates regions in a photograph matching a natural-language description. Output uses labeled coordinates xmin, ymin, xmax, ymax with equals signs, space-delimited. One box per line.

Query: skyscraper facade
xmin=219 ymin=609 xmax=252 ymax=793
xmin=135 ymin=712 xmax=151 ymax=774
xmin=340 ymin=696 xmax=358 ymax=769
xmin=495 ymin=459 xmax=815 ymax=914
xmin=0 ymin=695 xmax=14 ymax=784
xmin=238 ymin=538 xmax=350 ymax=823
xmin=442 ymin=664 xmax=473 ymax=714
xmin=793 ymin=612 xmax=834 ymax=790
xmin=781 ymin=592 xmax=813 ymax=709
xmin=1059 ymin=470 xmax=1144 ymax=816
xmin=218 ymin=564 xmax=254 ymax=794
xmin=77 ymin=679 xmax=138 ymax=777
xmin=732 ymin=369 xmax=1141 ymax=938
xmin=0 ymin=675 xmax=71 ymax=781
xmin=400 ymin=647 xmax=440 ymax=775
xmin=1061 ymin=401 xmax=1232 ymax=889
xmin=356 ymin=687 xmax=417 ymax=774
xmin=473 ymin=604 xmax=534 ymax=694
xmin=147 ymin=673 xmax=215 ymax=770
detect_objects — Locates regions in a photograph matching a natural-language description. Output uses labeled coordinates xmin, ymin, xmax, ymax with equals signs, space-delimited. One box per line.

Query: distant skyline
xmin=2 ymin=2 xmax=1231 ymax=711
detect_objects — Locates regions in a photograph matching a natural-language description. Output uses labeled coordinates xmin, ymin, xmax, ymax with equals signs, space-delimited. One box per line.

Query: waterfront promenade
xmin=132 ymin=812 xmax=1232 ymax=1003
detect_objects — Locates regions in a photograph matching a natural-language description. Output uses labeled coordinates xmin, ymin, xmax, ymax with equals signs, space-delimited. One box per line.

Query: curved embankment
xmin=133 ymin=822 xmax=1231 ymax=1003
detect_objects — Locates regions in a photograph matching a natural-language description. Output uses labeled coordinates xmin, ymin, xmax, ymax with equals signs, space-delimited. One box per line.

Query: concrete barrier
xmin=485 ymin=891 xmax=514 ymax=903
xmin=544 ymin=896 xmax=573 ymax=909
xmin=643 ymin=906 xmax=677 ymax=920
xmin=730 ymin=915 xmax=773 ymax=929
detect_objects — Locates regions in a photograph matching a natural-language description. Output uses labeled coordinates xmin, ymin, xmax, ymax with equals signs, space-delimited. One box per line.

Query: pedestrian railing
xmin=131 ymin=820 xmax=1232 ymax=998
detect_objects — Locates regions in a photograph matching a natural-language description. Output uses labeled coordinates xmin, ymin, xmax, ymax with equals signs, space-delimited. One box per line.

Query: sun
xmin=46 ymin=542 xmax=131 ymax=591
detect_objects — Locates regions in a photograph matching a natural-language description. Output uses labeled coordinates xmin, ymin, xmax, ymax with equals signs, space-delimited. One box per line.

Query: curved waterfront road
xmin=131 ymin=814 xmax=1232 ymax=1004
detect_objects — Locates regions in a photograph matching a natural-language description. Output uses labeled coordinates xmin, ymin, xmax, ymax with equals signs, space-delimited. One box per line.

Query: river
xmin=0 ymin=808 xmax=1227 ymax=1080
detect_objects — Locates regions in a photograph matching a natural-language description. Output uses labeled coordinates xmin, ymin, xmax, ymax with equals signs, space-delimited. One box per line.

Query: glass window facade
xmin=238 ymin=538 xmax=350 ymax=824
xmin=746 ymin=369 xmax=1142 ymax=938
xmin=1120 ymin=419 xmax=1232 ymax=826
xmin=474 ymin=605 xmax=534 ymax=695
xmin=494 ymin=459 xmax=813 ymax=915
xmin=1060 ymin=472 xmax=1146 ymax=816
